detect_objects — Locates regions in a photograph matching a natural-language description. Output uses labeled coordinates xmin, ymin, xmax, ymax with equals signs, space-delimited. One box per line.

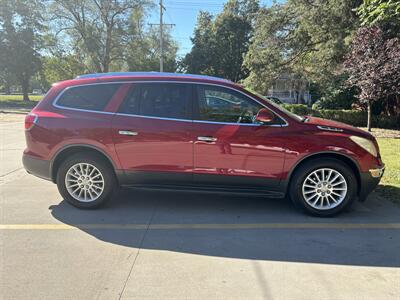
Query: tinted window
xmin=119 ymin=83 xmax=191 ymax=119
xmin=196 ymin=85 xmax=263 ymax=123
xmin=57 ymin=84 xmax=120 ymax=111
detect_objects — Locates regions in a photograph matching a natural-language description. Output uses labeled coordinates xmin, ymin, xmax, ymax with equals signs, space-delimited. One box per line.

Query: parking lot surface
xmin=1 ymin=115 xmax=399 ymax=299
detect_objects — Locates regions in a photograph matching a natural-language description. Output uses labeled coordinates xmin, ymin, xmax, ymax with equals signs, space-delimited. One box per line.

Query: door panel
xmin=193 ymin=84 xmax=286 ymax=187
xmin=111 ymin=83 xmax=193 ymax=184
xmin=193 ymin=123 xmax=286 ymax=186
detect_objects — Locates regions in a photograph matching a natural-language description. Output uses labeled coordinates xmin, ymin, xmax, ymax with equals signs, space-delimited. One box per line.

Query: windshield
xmin=250 ymin=91 xmax=304 ymax=122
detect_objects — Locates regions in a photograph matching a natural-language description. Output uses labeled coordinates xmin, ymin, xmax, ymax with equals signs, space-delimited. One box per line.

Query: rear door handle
xmin=197 ymin=136 xmax=217 ymax=142
xmin=118 ymin=130 xmax=138 ymax=136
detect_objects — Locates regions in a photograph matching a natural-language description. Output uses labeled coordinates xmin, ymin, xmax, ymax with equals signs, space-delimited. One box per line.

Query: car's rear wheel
xmin=289 ymin=158 xmax=357 ymax=217
xmin=56 ymin=153 xmax=116 ymax=208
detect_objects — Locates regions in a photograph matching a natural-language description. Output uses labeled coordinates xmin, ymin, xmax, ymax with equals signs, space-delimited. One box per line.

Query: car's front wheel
xmin=289 ymin=158 xmax=357 ymax=217
xmin=56 ymin=153 xmax=116 ymax=208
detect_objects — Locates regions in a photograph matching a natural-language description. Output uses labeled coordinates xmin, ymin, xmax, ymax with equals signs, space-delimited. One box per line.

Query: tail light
xmin=25 ymin=113 xmax=38 ymax=130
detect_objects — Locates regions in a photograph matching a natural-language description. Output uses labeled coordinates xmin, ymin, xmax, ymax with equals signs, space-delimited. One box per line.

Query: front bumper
xmin=22 ymin=154 xmax=52 ymax=181
xmin=358 ymin=165 xmax=385 ymax=201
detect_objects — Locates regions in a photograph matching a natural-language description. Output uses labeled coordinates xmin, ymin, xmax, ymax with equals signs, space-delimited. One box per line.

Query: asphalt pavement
xmin=1 ymin=115 xmax=399 ymax=300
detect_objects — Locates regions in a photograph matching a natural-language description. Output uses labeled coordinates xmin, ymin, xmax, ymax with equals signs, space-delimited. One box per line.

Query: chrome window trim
xmin=52 ymin=82 xmax=122 ymax=115
xmin=115 ymin=112 xmax=193 ymax=123
xmin=52 ymin=80 xmax=289 ymax=127
xmin=194 ymin=120 xmax=262 ymax=127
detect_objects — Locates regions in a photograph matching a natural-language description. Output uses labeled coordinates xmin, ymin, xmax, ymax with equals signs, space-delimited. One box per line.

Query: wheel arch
xmin=286 ymin=152 xmax=361 ymax=196
xmin=50 ymin=144 xmax=117 ymax=183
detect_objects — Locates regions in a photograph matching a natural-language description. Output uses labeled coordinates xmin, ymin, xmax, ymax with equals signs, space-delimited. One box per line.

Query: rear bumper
xmin=22 ymin=154 xmax=52 ymax=181
xmin=359 ymin=166 xmax=385 ymax=201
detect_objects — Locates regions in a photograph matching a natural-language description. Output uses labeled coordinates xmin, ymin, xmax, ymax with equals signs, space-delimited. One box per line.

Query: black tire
xmin=289 ymin=158 xmax=358 ymax=217
xmin=56 ymin=153 xmax=116 ymax=209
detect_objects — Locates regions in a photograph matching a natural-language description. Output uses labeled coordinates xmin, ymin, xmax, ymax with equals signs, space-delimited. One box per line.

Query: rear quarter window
xmin=56 ymin=84 xmax=121 ymax=111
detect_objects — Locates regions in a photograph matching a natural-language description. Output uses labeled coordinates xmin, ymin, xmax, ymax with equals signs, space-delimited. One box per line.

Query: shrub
xmin=282 ymin=104 xmax=400 ymax=129
xmin=312 ymin=88 xmax=356 ymax=110
xmin=282 ymin=104 xmax=313 ymax=115
xmin=317 ymin=110 xmax=367 ymax=127
xmin=312 ymin=97 xmax=353 ymax=110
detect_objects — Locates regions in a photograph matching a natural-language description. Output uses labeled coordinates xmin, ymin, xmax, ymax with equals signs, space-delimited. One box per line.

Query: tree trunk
xmin=21 ymin=75 xmax=30 ymax=102
xmin=5 ymin=84 xmax=10 ymax=95
xmin=103 ymin=26 xmax=112 ymax=73
xmin=367 ymin=101 xmax=372 ymax=132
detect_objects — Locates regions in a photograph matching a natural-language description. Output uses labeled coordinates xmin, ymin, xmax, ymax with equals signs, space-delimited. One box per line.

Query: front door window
xmin=196 ymin=85 xmax=263 ymax=124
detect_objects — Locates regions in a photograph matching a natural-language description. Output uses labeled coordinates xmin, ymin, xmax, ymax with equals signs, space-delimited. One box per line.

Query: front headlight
xmin=350 ymin=136 xmax=378 ymax=157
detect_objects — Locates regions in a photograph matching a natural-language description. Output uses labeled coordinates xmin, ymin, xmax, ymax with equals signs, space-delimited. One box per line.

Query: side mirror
xmin=255 ymin=108 xmax=275 ymax=124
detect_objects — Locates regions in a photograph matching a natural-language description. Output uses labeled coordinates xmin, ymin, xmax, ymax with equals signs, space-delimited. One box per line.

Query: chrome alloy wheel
xmin=65 ymin=163 xmax=104 ymax=202
xmin=301 ymin=168 xmax=348 ymax=210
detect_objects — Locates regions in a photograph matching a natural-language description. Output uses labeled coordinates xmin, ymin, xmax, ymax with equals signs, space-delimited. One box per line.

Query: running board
xmin=123 ymin=184 xmax=286 ymax=198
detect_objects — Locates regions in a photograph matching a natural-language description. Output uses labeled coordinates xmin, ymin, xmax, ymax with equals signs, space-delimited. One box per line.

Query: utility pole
xmin=159 ymin=0 xmax=164 ymax=72
xmin=149 ymin=0 xmax=175 ymax=72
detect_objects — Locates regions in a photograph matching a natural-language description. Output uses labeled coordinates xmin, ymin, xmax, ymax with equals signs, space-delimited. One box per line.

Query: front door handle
xmin=118 ymin=130 xmax=138 ymax=136
xmin=197 ymin=136 xmax=217 ymax=142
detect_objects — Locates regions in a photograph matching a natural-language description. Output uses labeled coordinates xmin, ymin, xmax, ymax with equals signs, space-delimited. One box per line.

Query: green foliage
xmin=312 ymin=87 xmax=357 ymax=110
xmin=310 ymin=74 xmax=358 ymax=109
xmin=125 ymin=7 xmax=178 ymax=72
xmin=358 ymin=0 xmax=400 ymax=29
xmin=42 ymin=55 xmax=86 ymax=87
xmin=181 ymin=12 xmax=216 ymax=75
xmin=244 ymin=0 xmax=361 ymax=95
xmin=0 ymin=0 xmax=45 ymax=101
xmin=48 ymin=0 xmax=153 ymax=73
xmin=282 ymin=104 xmax=312 ymax=116
xmin=182 ymin=0 xmax=259 ymax=81
xmin=1 ymin=0 xmax=180 ymax=92
xmin=282 ymin=104 xmax=400 ymax=129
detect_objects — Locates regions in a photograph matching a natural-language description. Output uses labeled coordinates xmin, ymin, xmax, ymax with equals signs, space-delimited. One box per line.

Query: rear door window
xmin=118 ymin=83 xmax=191 ymax=119
xmin=56 ymin=84 xmax=121 ymax=111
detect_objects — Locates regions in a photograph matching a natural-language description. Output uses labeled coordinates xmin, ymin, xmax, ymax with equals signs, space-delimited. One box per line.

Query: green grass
xmin=376 ymin=138 xmax=400 ymax=203
xmin=0 ymin=94 xmax=42 ymax=109
xmin=0 ymin=94 xmax=43 ymax=101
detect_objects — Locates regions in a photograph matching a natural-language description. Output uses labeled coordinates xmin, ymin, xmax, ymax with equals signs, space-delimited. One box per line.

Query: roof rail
xmin=75 ymin=72 xmax=231 ymax=83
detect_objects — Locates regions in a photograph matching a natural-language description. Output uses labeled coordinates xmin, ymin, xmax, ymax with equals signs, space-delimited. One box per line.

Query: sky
xmin=148 ymin=0 xmax=278 ymax=57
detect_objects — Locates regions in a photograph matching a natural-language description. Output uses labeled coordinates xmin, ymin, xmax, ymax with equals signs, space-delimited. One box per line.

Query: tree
xmin=344 ymin=26 xmax=400 ymax=131
xmin=360 ymin=0 xmax=400 ymax=117
xmin=182 ymin=0 xmax=259 ymax=81
xmin=182 ymin=12 xmax=216 ymax=75
xmin=125 ymin=6 xmax=177 ymax=72
xmin=212 ymin=0 xmax=259 ymax=81
xmin=0 ymin=68 xmax=15 ymax=94
xmin=357 ymin=0 xmax=400 ymax=30
xmin=42 ymin=55 xmax=86 ymax=87
xmin=49 ymin=0 xmax=151 ymax=73
xmin=0 ymin=0 xmax=45 ymax=101
xmin=244 ymin=0 xmax=362 ymax=95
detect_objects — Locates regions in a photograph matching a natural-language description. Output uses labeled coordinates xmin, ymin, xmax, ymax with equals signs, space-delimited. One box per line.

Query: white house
xmin=266 ymin=74 xmax=311 ymax=104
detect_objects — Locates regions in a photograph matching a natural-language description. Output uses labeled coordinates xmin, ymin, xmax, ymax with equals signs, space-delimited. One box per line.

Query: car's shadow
xmin=50 ymin=188 xmax=400 ymax=268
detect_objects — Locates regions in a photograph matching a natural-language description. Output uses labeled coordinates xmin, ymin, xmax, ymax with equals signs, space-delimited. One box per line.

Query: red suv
xmin=23 ymin=72 xmax=384 ymax=216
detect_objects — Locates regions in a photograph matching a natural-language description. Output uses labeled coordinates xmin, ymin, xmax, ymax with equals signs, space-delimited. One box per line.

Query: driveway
xmin=1 ymin=114 xmax=399 ymax=299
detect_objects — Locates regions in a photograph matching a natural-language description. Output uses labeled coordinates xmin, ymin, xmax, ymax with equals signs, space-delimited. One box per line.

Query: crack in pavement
xmin=117 ymin=198 xmax=159 ymax=300
xmin=0 ymin=167 xmax=23 ymax=178
xmin=0 ymin=168 xmax=25 ymax=186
